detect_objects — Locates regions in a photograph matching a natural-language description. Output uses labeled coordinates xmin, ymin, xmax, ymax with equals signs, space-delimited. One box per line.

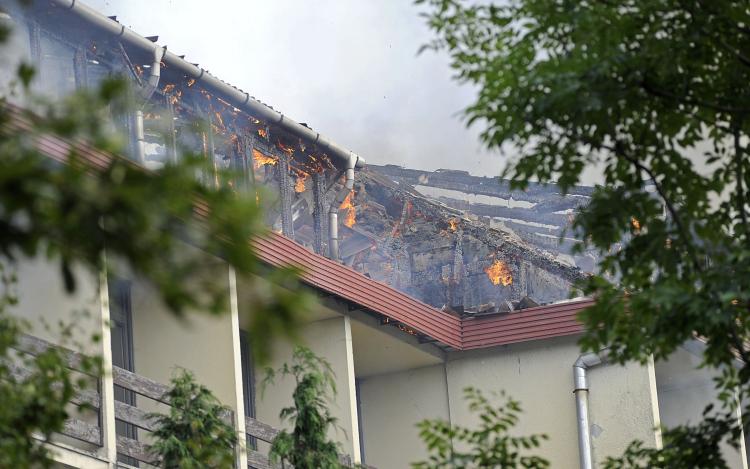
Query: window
xmin=109 ymin=278 xmax=138 ymax=467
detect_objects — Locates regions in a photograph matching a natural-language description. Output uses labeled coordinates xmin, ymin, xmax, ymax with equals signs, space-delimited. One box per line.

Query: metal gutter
xmin=50 ymin=0 xmax=366 ymax=171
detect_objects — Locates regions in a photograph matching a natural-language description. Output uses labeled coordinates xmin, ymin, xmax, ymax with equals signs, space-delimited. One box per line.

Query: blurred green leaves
xmin=413 ymin=388 xmax=549 ymax=469
xmin=420 ymin=0 xmax=750 ymax=465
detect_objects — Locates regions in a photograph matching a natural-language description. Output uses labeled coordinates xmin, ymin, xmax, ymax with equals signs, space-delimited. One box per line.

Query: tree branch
xmin=734 ymin=127 xmax=750 ymax=248
xmin=602 ymin=118 xmax=704 ymax=273
xmin=643 ymin=82 xmax=750 ymax=114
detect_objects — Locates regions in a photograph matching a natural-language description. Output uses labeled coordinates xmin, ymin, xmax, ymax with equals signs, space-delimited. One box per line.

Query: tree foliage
xmin=148 ymin=369 xmax=237 ymax=469
xmin=414 ymin=387 xmax=549 ymax=469
xmin=0 ymin=2 xmax=314 ymax=467
xmin=0 ymin=265 xmax=101 ymax=469
xmin=419 ymin=0 xmax=750 ymax=465
xmin=261 ymin=345 xmax=346 ymax=469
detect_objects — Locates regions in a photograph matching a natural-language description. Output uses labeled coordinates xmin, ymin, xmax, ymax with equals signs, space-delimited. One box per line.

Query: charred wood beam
xmin=73 ymin=48 xmax=88 ymax=89
xmin=28 ymin=19 xmax=42 ymax=87
xmin=461 ymin=223 xmax=587 ymax=283
xmin=369 ymin=164 xmax=594 ymax=202
xmin=439 ymin=197 xmax=571 ymax=227
xmin=204 ymin=116 xmax=218 ymax=189
xmin=278 ymin=152 xmax=294 ymax=239
xmin=394 ymin=191 xmax=588 ymax=283
xmin=313 ymin=171 xmax=327 ymax=256
xmin=164 ymin=92 xmax=178 ymax=165
xmin=243 ymin=131 xmax=255 ymax=193
xmin=512 ymin=226 xmax=585 ymax=253
xmin=533 ymin=197 xmax=587 ymax=214
xmin=115 ymin=39 xmax=144 ymax=87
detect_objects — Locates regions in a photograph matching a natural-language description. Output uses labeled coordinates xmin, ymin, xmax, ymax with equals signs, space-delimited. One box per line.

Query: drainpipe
xmin=134 ymin=46 xmax=165 ymax=165
xmin=573 ymin=349 xmax=610 ymax=469
xmin=328 ymin=155 xmax=360 ymax=262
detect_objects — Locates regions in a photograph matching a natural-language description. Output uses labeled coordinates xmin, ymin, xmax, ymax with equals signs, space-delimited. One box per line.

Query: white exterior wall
xmin=255 ymin=315 xmax=361 ymax=461
xmin=445 ymin=335 xmax=661 ymax=469
xmin=358 ymin=363 xmax=451 ymax=469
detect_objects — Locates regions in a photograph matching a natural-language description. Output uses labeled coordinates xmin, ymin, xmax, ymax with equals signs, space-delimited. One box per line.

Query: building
xmin=0 ymin=2 xmax=747 ymax=469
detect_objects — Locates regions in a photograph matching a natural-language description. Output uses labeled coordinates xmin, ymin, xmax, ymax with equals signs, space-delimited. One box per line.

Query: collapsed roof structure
xmin=2 ymin=0 xmax=595 ymax=315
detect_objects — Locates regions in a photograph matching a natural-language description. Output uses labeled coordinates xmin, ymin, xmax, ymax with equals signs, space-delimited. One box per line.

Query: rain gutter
xmin=51 ymin=0 xmax=366 ymax=258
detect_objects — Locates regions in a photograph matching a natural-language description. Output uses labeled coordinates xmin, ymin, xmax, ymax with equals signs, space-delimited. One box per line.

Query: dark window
xmin=109 ymin=278 xmax=138 ymax=467
xmin=239 ymin=330 xmax=257 ymax=450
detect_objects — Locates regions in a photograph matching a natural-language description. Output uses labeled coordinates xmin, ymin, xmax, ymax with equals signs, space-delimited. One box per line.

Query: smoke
xmin=83 ymin=0 xmax=509 ymax=178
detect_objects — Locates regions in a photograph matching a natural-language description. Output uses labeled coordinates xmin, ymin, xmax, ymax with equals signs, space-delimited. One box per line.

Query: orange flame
xmin=485 ymin=260 xmax=512 ymax=286
xmin=449 ymin=220 xmax=457 ymax=230
xmin=295 ymin=174 xmax=308 ymax=193
xmin=258 ymin=128 xmax=267 ymax=138
xmin=632 ymin=218 xmax=643 ymax=235
xmin=342 ymin=192 xmax=356 ymax=227
xmin=253 ymin=150 xmax=276 ymax=169
xmin=187 ymin=78 xmax=195 ymax=86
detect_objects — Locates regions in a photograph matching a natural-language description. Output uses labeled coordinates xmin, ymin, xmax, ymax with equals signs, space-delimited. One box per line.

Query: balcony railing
xmin=9 ymin=334 xmax=373 ymax=469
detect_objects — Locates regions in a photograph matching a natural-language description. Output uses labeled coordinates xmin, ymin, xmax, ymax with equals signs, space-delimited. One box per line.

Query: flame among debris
xmin=485 ymin=259 xmax=512 ymax=286
xmin=295 ymin=174 xmax=308 ymax=193
xmin=449 ymin=220 xmax=457 ymax=230
xmin=253 ymin=150 xmax=276 ymax=169
xmin=342 ymin=192 xmax=356 ymax=227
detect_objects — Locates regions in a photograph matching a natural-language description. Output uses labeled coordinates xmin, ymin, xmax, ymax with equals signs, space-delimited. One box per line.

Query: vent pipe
xmin=134 ymin=46 xmax=165 ymax=165
xmin=573 ymin=349 xmax=610 ymax=469
xmin=49 ymin=0 xmax=365 ymax=172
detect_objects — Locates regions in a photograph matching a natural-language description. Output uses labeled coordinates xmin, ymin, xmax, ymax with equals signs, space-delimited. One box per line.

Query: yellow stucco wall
xmin=445 ymin=335 xmax=660 ymax=469
xmin=358 ymin=363 xmax=451 ymax=469
xmin=656 ymin=346 xmax=748 ymax=469
xmin=255 ymin=315 xmax=360 ymax=461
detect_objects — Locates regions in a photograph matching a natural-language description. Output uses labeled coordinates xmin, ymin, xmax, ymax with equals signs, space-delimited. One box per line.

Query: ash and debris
xmin=274 ymin=167 xmax=598 ymax=312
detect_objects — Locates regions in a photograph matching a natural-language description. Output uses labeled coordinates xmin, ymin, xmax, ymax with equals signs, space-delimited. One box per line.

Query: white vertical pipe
xmin=573 ymin=350 xmax=609 ymax=469
xmin=98 ymin=254 xmax=117 ymax=467
xmin=228 ymin=265 xmax=248 ymax=468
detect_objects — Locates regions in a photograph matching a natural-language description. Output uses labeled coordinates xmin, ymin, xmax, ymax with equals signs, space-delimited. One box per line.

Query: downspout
xmin=134 ymin=46 xmax=165 ymax=165
xmin=573 ymin=349 xmax=610 ymax=469
xmin=328 ymin=155 xmax=360 ymax=262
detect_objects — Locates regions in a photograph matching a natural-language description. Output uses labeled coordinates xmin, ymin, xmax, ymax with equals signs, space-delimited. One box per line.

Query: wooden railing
xmin=9 ymin=335 xmax=373 ymax=469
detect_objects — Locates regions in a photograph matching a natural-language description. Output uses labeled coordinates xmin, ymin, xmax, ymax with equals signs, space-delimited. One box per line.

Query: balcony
xmin=9 ymin=334 xmax=372 ymax=469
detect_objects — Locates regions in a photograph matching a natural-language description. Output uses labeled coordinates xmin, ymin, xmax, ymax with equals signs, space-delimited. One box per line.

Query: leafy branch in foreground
xmin=414 ymin=387 xmax=548 ymax=469
xmin=0 ymin=73 xmax=314 ymax=363
xmin=148 ymin=369 xmax=238 ymax=469
xmin=261 ymin=345 xmax=345 ymax=469
xmin=420 ymin=0 xmax=750 ymax=465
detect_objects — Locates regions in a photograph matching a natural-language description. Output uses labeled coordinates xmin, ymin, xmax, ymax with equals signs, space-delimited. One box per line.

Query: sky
xmin=83 ymin=0 xmax=508 ymax=178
